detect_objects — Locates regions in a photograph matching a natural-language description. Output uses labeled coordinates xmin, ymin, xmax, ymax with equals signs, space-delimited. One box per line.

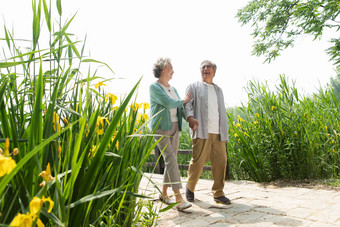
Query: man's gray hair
xmin=200 ymin=60 xmax=217 ymax=70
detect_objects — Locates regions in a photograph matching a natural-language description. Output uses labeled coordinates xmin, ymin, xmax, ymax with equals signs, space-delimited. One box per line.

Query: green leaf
xmin=4 ymin=26 xmax=10 ymax=49
xmin=67 ymin=187 xmax=123 ymax=209
xmin=82 ymin=59 xmax=115 ymax=74
xmin=0 ymin=61 xmax=29 ymax=68
xmin=0 ymin=120 xmax=79 ymax=194
xmin=57 ymin=0 xmax=62 ymax=16
xmin=42 ymin=0 xmax=51 ymax=32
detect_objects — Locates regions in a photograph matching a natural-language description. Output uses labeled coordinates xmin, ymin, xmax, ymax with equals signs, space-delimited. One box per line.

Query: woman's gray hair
xmin=200 ymin=60 xmax=217 ymax=70
xmin=153 ymin=57 xmax=171 ymax=78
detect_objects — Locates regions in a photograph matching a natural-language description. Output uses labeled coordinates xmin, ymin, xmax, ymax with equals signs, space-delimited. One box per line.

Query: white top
xmin=207 ymin=83 xmax=219 ymax=134
xmin=159 ymin=83 xmax=178 ymax=122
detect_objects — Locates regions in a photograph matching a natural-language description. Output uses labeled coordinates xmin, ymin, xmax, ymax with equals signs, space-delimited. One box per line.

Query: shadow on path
xmin=161 ymin=198 xmax=302 ymax=226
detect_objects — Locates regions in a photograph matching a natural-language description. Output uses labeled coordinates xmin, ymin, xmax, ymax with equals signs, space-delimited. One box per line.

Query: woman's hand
xmin=183 ymin=92 xmax=193 ymax=104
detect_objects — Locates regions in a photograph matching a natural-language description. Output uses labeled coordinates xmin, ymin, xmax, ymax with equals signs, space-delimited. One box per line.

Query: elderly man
xmin=184 ymin=60 xmax=230 ymax=204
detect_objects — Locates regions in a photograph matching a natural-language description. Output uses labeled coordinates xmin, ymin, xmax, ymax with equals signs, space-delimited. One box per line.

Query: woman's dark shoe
xmin=185 ymin=186 xmax=194 ymax=202
xmin=214 ymin=196 xmax=231 ymax=205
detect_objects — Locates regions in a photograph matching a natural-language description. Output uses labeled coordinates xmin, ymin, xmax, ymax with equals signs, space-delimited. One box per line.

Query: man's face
xmin=201 ymin=62 xmax=215 ymax=83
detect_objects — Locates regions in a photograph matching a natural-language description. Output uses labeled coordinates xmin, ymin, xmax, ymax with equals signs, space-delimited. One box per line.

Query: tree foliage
xmin=237 ymin=0 xmax=340 ymax=68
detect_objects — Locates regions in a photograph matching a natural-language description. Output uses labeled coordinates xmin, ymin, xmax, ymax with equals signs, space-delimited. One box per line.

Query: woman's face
xmin=161 ymin=63 xmax=174 ymax=81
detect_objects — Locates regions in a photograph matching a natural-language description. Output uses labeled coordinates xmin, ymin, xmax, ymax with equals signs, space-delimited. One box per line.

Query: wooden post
xmin=154 ymin=146 xmax=164 ymax=174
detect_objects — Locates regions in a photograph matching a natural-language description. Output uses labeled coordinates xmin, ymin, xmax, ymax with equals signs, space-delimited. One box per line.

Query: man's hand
xmin=188 ymin=116 xmax=199 ymax=131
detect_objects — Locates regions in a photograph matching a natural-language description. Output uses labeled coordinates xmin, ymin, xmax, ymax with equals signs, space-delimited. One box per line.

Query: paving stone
xmin=139 ymin=173 xmax=340 ymax=226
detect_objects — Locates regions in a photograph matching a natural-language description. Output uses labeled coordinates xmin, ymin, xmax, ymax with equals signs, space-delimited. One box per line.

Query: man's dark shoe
xmin=185 ymin=186 xmax=194 ymax=202
xmin=214 ymin=196 xmax=231 ymax=205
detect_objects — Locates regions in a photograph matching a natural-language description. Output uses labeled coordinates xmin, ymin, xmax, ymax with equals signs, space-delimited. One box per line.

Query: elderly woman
xmin=149 ymin=57 xmax=192 ymax=211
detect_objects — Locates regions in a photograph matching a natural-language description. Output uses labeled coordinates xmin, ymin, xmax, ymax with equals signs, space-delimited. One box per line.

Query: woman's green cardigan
xmin=149 ymin=82 xmax=185 ymax=131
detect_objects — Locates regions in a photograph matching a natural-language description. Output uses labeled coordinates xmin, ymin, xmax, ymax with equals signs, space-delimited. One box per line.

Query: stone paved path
xmin=138 ymin=173 xmax=340 ymax=226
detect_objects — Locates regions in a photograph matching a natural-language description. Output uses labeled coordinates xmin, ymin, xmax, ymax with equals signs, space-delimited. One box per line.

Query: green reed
xmin=0 ymin=1 xmax=158 ymax=226
xmin=227 ymin=75 xmax=340 ymax=182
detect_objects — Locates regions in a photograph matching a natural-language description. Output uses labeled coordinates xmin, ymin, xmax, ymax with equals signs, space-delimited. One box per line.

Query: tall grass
xmin=227 ymin=75 xmax=340 ymax=182
xmin=0 ymin=1 xmax=157 ymax=226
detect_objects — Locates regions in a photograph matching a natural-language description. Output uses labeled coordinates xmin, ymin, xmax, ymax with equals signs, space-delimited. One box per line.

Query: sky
xmin=1 ymin=0 xmax=337 ymax=107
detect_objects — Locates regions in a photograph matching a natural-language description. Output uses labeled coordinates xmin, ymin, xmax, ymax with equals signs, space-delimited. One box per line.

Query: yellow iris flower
xmin=95 ymin=81 xmax=107 ymax=89
xmin=96 ymin=117 xmax=110 ymax=135
xmin=0 ymin=138 xmax=17 ymax=177
xmin=0 ymin=155 xmax=16 ymax=177
xmin=10 ymin=196 xmax=54 ymax=227
xmin=30 ymin=196 xmax=54 ymax=215
xmin=4 ymin=137 xmax=9 ymax=156
xmin=10 ymin=213 xmax=34 ymax=227
xmin=39 ymin=163 xmax=55 ymax=187
xmin=52 ymin=112 xmax=61 ymax=132
xmin=142 ymin=114 xmax=149 ymax=121
xmin=105 ymin=93 xmax=118 ymax=105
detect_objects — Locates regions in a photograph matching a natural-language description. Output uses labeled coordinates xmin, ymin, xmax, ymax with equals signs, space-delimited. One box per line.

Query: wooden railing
xmin=145 ymin=146 xmax=230 ymax=180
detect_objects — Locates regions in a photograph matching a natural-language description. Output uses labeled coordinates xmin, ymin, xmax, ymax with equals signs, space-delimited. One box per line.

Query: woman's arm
xmin=150 ymin=83 xmax=184 ymax=108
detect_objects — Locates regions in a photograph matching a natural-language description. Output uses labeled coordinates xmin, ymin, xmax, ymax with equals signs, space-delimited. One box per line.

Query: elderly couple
xmin=149 ymin=58 xmax=230 ymax=211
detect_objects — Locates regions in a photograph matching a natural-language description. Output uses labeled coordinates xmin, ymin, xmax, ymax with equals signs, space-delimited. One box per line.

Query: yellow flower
xmin=58 ymin=144 xmax=62 ymax=157
xmin=29 ymin=197 xmax=42 ymax=216
xmin=96 ymin=117 xmax=110 ymax=135
xmin=97 ymin=128 xmax=104 ymax=135
xmin=141 ymin=114 xmax=149 ymax=121
xmin=89 ymin=145 xmax=98 ymax=158
xmin=13 ymin=148 xmax=19 ymax=156
xmin=234 ymin=133 xmax=238 ymax=138
xmin=95 ymin=81 xmax=107 ymax=89
xmin=237 ymin=115 xmax=244 ymax=122
xmin=244 ymin=132 xmax=250 ymax=137
xmin=131 ymin=103 xmax=139 ymax=111
xmin=254 ymin=121 xmax=258 ymax=125
xmin=63 ymin=117 xmax=69 ymax=126
xmin=52 ymin=112 xmax=61 ymax=132
xmin=325 ymin=126 xmax=328 ymax=130
xmin=236 ymin=123 xmax=241 ymax=128
xmin=39 ymin=163 xmax=54 ymax=186
xmin=105 ymin=93 xmax=118 ymax=105
xmin=255 ymin=113 xmax=260 ymax=118
xmin=143 ymin=103 xmax=150 ymax=109
xmin=112 ymin=106 xmax=119 ymax=111
xmin=30 ymin=196 xmax=54 ymax=216
xmin=0 ymin=155 xmax=16 ymax=177
xmin=4 ymin=137 xmax=9 ymax=156
xmin=271 ymin=106 xmax=276 ymax=110
xmin=10 ymin=213 xmax=33 ymax=227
